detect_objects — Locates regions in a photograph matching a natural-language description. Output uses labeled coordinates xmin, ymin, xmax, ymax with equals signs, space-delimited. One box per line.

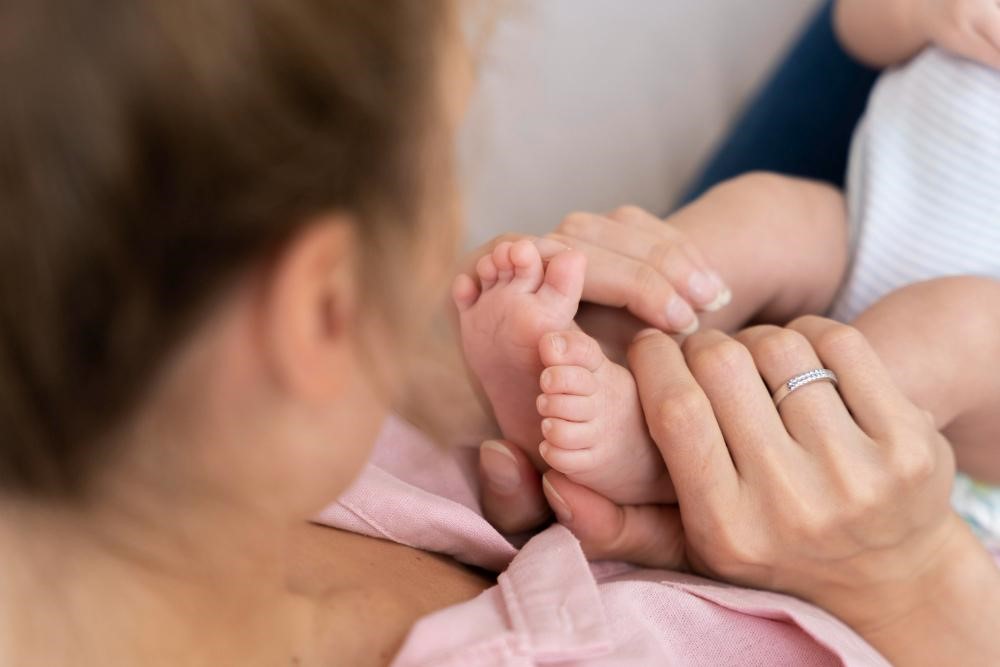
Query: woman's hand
xmin=465 ymin=206 xmax=729 ymax=533
xmin=638 ymin=319 xmax=957 ymax=602
xmin=459 ymin=206 xmax=730 ymax=337
xmin=546 ymin=317 xmax=1000 ymax=663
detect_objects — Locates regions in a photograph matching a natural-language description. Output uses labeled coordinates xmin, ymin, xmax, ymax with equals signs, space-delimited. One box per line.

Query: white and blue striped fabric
xmin=830 ymin=48 xmax=1000 ymax=323
xmin=830 ymin=48 xmax=1000 ymax=550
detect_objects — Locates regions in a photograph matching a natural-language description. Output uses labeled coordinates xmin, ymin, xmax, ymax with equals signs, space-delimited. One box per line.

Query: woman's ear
xmin=259 ymin=216 xmax=360 ymax=403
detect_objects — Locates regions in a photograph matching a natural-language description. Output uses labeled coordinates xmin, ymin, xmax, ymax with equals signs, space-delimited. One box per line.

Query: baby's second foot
xmin=453 ymin=240 xmax=586 ymax=468
xmin=537 ymin=330 xmax=674 ymax=505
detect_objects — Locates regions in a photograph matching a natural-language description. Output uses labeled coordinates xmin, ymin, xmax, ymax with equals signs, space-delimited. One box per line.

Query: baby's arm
xmin=834 ymin=0 xmax=930 ymax=66
xmin=669 ymin=172 xmax=849 ymax=334
xmin=835 ymin=0 xmax=1000 ymax=69
xmin=850 ymin=276 xmax=1000 ymax=483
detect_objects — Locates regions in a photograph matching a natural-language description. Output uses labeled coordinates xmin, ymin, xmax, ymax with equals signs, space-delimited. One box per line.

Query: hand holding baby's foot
xmin=537 ymin=330 xmax=675 ymax=505
xmin=453 ymin=240 xmax=586 ymax=468
xmin=542 ymin=470 xmax=687 ymax=570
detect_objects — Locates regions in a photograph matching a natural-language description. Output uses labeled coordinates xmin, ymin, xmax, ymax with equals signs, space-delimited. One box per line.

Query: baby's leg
xmin=849 ymin=276 xmax=1000 ymax=483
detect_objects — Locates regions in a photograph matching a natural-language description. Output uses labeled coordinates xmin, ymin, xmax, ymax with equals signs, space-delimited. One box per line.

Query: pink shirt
xmin=316 ymin=418 xmax=889 ymax=666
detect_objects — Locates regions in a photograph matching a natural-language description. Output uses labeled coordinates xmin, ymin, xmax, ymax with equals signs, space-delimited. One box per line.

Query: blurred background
xmin=459 ymin=0 xmax=822 ymax=246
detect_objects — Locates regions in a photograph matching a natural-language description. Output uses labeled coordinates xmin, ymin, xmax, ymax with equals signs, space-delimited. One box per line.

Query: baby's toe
xmin=475 ymin=253 xmax=499 ymax=290
xmin=539 ymin=365 xmax=598 ymax=396
xmin=536 ymin=393 xmax=596 ymax=422
xmin=491 ymin=241 xmax=516 ymax=283
xmin=508 ymin=239 xmax=544 ymax=290
xmin=539 ymin=330 xmax=605 ymax=373
xmin=452 ymin=274 xmax=480 ymax=312
xmin=541 ymin=417 xmax=597 ymax=450
xmin=539 ymin=441 xmax=597 ymax=475
xmin=538 ymin=248 xmax=585 ymax=303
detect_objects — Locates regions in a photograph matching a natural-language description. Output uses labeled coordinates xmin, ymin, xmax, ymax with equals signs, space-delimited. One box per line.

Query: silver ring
xmin=772 ymin=368 xmax=838 ymax=407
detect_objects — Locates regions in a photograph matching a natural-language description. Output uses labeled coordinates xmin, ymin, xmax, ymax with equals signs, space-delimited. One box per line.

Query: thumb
xmin=543 ymin=471 xmax=688 ymax=570
xmin=479 ymin=440 xmax=551 ymax=534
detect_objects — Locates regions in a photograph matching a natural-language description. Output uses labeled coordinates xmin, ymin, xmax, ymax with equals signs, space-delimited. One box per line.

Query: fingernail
xmin=703 ymin=286 xmax=732 ymax=312
xmin=548 ymin=333 xmax=567 ymax=356
xmin=542 ymin=475 xmax=573 ymax=523
xmin=481 ymin=441 xmax=521 ymax=494
xmin=687 ymin=271 xmax=717 ymax=306
xmin=533 ymin=237 xmax=570 ymax=257
xmin=678 ymin=319 xmax=699 ymax=336
xmin=541 ymin=418 xmax=553 ymax=435
xmin=666 ymin=295 xmax=698 ymax=334
xmin=702 ymin=271 xmax=731 ymax=312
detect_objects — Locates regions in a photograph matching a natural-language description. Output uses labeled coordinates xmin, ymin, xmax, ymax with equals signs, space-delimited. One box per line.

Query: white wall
xmin=460 ymin=0 xmax=823 ymax=246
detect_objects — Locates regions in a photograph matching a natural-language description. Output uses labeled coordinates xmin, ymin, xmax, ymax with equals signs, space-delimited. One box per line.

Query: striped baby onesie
xmin=831 ymin=48 xmax=1000 ymax=321
xmin=829 ymin=48 xmax=1000 ymax=552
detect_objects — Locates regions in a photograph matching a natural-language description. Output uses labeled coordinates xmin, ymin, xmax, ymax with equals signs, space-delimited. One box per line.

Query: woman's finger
xmin=786 ymin=316 xmax=917 ymax=440
xmin=542 ymin=471 xmax=688 ymax=570
xmin=680 ymin=330 xmax=793 ymax=472
xmin=559 ymin=211 xmax=729 ymax=311
xmin=627 ymin=330 xmax=739 ymax=501
xmin=547 ymin=234 xmax=699 ymax=334
xmin=479 ymin=440 xmax=551 ymax=534
xmin=605 ymin=205 xmax=723 ymax=286
xmin=734 ymin=325 xmax=856 ymax=449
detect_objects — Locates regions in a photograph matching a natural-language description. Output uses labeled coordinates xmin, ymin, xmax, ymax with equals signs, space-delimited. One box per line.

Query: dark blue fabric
xmin=679 ymin=1 xmax=879 ymax=206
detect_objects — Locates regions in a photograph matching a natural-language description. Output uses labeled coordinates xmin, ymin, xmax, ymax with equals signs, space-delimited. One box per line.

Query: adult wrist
xmin=817 ymin=515 xmax=1000 ymax=664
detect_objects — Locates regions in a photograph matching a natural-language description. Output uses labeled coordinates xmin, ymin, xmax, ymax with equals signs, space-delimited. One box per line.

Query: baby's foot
xmin=536 ymin=330 xmax=674 ymax=505
xmin=453 ymin=240 xmax=586 ymax=468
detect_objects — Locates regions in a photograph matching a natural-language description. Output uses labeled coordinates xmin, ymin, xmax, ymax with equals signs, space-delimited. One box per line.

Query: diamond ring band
xmin=772 ymin=368 xmax=839 ymax=407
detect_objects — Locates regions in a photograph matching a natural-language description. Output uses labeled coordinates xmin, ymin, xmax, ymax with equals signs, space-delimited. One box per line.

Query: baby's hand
xmin=917 ymin=0 xmax=1000 ymax=69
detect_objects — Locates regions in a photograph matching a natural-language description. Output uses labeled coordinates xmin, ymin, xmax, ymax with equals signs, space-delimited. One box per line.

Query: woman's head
xmin=0 ymin=0 xmax=464 ymax=504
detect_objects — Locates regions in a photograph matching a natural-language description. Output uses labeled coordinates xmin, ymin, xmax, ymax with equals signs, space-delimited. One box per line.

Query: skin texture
xmin=0 ymin=10 xmax=480 ymax=665
xmin=456 ymin=240 xmax=672 ymax=504
xmin=453 ymin=240 xmax=587 ymax=470
xmin=835 ymin=0 xmax=1000 ymax=69
xmin=562 ymin=313 xmax=1000 ymax=666
xmin=0 ymin=216 xmax=494 ymax=667
xmin=470 ymin=173 xmax=849 ymax=514
xmin=469 ymin=195 xmax=1000 ymax=663
xmin=5 ymin=4 xmax=996 ymax=660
